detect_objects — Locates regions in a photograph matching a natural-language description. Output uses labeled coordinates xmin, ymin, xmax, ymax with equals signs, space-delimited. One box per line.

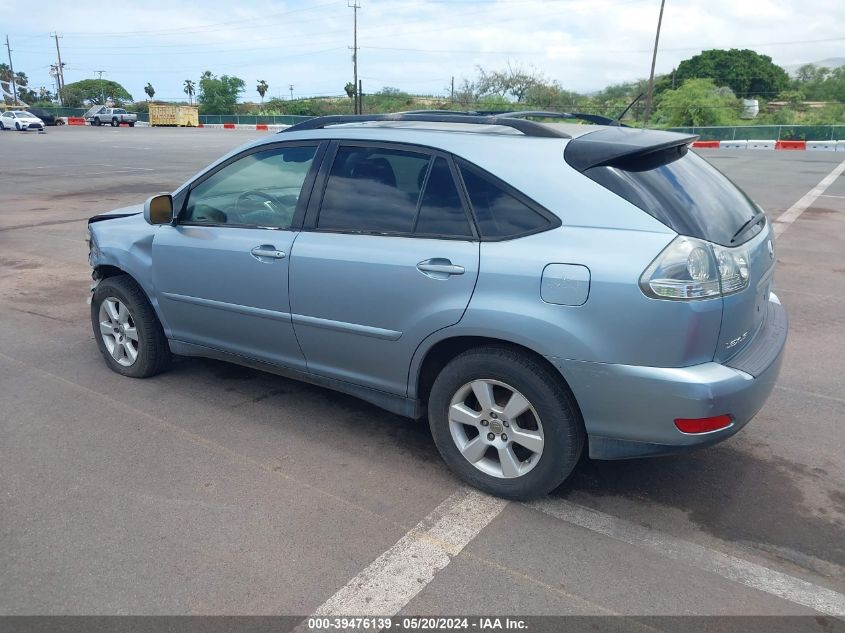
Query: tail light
xmin=675 ymin=415 xmax=733 ymax=434
xmin=640 ymin=236 xmax=750 ymax=300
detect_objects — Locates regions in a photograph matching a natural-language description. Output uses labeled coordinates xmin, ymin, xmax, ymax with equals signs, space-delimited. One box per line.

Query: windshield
xmin=584 ymin=151 xmax=762 ymax=246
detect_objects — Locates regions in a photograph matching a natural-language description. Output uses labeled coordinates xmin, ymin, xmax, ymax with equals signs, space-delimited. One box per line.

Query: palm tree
xmin=256 ymin=79 xmax=268 ymax=103
xmin=183 ymin=79 xmax=196 ymax=105
xmin=0 ymin=63 xmax=11 ymax=83
xmin=144 ymin=82 xmax=155 ymax=101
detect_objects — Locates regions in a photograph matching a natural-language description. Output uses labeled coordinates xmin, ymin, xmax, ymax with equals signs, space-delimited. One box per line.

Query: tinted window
xmin=183 ymin=146 xmax=316 ymax=228
xmin=460 ymin=165 xmax=550 ymax=239
xmin=414 ymin=158 xmax=472 ymax=237
xmin=318 ymin=147 xmax=430 ymax=233
xmin=585 ymin=151 xmax=761 ymax=246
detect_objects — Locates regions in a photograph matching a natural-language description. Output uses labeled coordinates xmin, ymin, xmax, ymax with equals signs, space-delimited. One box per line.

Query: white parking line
xmin=309 ymin=488 xmax=507 ymax=617
xmin=528 ymin=498 xmax=845 ymax=617
xmin=774 ymin=158 xmax=845 ymax=237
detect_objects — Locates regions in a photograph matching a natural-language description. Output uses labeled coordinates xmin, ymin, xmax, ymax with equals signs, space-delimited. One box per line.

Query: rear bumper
xmin=548 ymin=294 xmax=788 ymax=459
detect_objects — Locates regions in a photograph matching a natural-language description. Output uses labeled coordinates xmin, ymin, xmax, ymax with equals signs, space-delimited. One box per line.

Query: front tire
xmin=91 ymin=275 xmax=170 ymax=378
xmin=15 ymin=122 xmax=21 ymax=130
xmin=94 ymin=118 xmax=101 ymax=126
xmin=111 ymin=118 xmax=118 ymax=127
xmin=428 ymin=346 xmax=584 ymax=499
xmin=128 ymin=122 xmax=135 ymax=127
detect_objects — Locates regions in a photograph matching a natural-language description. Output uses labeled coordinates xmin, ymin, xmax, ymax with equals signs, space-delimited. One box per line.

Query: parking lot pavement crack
xmin=527 ymin=498 xmax=845 ymax=618
xmin=0 ymin=217 xmax=91 ymax=232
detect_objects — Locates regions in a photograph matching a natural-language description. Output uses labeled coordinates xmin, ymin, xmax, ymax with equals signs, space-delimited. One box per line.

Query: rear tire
xmin=128 ymin=122 xmax=135 ymax=127
xmin=111 ymin=118 xmax=118 ymax=127
xmin=91 ymin=275 xmax=171 ymax=378
xmin=428 ymin=346 xmax=584 ymax=499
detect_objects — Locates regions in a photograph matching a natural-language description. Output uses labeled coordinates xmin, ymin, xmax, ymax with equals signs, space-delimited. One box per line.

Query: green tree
xmin=197 ymin=71 xmax=245 ymax=114
xmin=654 ymin=78 xmax=740 ymax=126
xmin=792 ymin=64 xmax=845 ymax=102
xmin=476 ymin=63 xmax=545 ymax=102
xmin=183 ymin=79 xmax=196 ymax=104
xmin=344 ymin=82 xmax=356 ymax=99
xmin=667 ymin=49 xmax=789 ymax=99
xmin=60 ymin=79 xmax=133 ymax=107
xmin=144 ymin=82 xmax=155 ymax=100
xmin=256 ymin=79 xmax=269 ymax=103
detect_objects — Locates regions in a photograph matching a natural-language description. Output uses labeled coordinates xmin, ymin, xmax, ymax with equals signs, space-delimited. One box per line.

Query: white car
xmin=0 ymin=110 xmax=45 ymax=131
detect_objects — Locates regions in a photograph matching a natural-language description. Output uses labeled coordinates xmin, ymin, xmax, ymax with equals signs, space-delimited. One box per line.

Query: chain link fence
xmin=667 ymin=125 xmax=845 ymax=141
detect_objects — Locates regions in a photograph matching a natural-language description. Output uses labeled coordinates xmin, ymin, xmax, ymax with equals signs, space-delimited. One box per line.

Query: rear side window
xmin=584 ymin=151 xmax=762 ymax=246
xmin=414 ymin=158 xmax=472 ymax=237
xmin=318 ymin=147 xmax=430 ymax=233
xmin=459 ymin=165 xmax=552 ymax=239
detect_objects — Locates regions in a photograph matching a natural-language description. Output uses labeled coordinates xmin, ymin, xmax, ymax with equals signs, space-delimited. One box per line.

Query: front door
xmin=289 ymin=144 xmax=480 ymax=395
xmin=153 ymin=143 xmax=321 ymax=369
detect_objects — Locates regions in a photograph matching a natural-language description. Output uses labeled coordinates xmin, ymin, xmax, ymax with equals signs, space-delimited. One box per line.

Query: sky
xmin=5 ymin=0 xmax=845 ymax=104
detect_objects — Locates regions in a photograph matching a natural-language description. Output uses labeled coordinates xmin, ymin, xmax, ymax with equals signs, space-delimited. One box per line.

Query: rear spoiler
xmin=564 ymin=127 xmax=698 ymax=172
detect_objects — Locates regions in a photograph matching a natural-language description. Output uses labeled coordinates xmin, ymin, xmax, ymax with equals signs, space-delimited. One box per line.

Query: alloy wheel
xmin=448 ymin=379 xmax=545 ymax=479
xmin=98 ymin=297 xmax=139 ymax=367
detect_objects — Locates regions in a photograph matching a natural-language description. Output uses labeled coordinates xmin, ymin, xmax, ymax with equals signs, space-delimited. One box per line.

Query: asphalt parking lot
xmin=1 ymin=126 xmax=844 ymax=625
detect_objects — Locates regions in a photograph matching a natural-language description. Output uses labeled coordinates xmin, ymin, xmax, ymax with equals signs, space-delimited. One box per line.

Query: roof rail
xmin=498 ymin=111 xmax=625 ymax=127
xmin=280 ymin=113 xmax=570 ymax=138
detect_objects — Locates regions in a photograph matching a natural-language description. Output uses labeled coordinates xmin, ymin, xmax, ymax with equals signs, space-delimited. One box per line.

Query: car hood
xmin=89 ymin=203 xmax=144 ymax=224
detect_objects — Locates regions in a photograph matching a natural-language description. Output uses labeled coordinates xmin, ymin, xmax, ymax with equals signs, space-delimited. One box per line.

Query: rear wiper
xmin=730 ymin=210 xmax=766 ymax=244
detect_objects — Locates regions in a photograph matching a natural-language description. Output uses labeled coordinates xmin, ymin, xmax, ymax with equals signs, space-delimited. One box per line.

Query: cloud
xmin=8 ymin=0 xmax=845 ymax=102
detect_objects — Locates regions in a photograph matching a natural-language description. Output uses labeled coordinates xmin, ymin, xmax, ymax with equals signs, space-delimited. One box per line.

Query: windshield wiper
xmin=730 ymin=210 xmax=766 ymax=244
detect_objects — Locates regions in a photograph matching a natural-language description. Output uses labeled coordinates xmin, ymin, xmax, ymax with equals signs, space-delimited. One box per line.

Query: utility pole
xmin=348 ymin=0 xmax=360 ymax=114
xmin=450 ymin=76 xmax=455 ymax=104
xmin=5 ymin=35 xmax=18 ymax=105
xmin=52 ymin=32 xmax=65 ymax=105
xmin=358 ymin=79 xmax=363 ymax=114
xmin=642 ymin=0 xmax=665 ymax=127
xmin=95 ymin=70 xmax=106 ymax=105
xmin=289 ymin=84 xmax=294 ymax=100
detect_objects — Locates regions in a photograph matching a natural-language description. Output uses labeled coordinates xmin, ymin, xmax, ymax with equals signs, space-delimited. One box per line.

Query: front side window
xmin=183 ymin=145 xmax=317 ymax=228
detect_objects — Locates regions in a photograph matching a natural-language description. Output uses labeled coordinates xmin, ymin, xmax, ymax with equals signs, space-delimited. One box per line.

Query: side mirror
xmin=144 ymin=194 xmax=174 ymax=225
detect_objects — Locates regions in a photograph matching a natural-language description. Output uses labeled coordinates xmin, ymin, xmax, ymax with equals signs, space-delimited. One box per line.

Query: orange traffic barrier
xmin=775 ymin=140 xmax=806 ymax=150
xmin=67 ymin=117 xmax=86 ymax=126
xmin=223 ymin=123 xmax=236 ymax=129
xmin=691 ymin=140 xmax=720 ymax=148
xmin=256 ymin=124 xmax=269 ymax=131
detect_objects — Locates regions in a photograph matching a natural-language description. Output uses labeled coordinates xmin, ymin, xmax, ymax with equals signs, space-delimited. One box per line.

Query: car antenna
xmin=616 ymin=93 xmax=644 ymax=122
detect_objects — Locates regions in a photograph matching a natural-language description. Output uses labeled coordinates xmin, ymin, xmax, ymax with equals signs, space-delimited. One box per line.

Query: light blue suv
xmin=87 ymin=112 xmax=787 ymax=498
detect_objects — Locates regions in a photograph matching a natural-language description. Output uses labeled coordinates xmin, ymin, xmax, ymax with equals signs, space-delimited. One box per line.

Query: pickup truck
xmin=85 ymin=106 xmax=137 ymax=127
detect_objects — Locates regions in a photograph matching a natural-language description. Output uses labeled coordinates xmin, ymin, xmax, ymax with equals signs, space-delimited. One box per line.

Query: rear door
xmin=152 ymin=142 xmax=323 ymax=369
xmin=288 ymin=142 xmax=480 ymax=395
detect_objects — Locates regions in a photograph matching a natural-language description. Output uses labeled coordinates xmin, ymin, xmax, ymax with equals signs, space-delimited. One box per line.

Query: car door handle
xmin=417 ymin=258 xmax=465 ymax=278
xmin=251 ymin=245 xmax=286 ymax=260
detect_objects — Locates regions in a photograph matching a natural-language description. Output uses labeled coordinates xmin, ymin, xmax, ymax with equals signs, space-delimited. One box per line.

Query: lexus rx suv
xmin=86 ymin=112 xmax=787 ymax=498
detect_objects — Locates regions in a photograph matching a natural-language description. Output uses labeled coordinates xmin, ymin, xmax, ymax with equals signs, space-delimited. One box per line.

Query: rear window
xmin=585 ymin=151 xmax=762 ymax=246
